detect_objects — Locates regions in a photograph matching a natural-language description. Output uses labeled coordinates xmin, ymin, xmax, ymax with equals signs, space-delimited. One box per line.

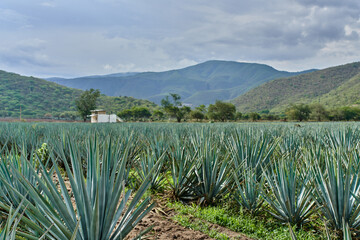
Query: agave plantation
xmin=1 ymin=122 xmax=360 ymax=239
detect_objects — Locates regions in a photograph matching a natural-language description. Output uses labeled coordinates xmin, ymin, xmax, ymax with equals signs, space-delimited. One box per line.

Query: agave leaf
xmin=0 ymin=136 xmax=156 ymax=240
xmin=262 ymin=157 xmax=315 ymax=226
xmin=233 ymin=168 xmax=264 ymax=215
xmin=168 ymin=141 xmax=198 ymax=200
xmin=312 ymin=149 xmax=360 ymax=237
xmin=288 ymin=222 xmax=297 ymax=240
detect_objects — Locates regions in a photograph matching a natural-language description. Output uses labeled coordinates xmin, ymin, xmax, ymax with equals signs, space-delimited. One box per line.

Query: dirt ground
xmin=0 ymin=117 xmax=81 ymax=122
xmin=126 ymin=200 xmax=253 ymax=240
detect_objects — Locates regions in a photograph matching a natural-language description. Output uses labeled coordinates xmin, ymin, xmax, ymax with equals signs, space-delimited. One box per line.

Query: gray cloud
xmin=0 ymin=0 xmax=359 ymax=77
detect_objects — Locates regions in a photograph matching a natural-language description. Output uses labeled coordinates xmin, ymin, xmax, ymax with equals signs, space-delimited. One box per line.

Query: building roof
xmin=90 ymin=109 xmax=106 ymax=113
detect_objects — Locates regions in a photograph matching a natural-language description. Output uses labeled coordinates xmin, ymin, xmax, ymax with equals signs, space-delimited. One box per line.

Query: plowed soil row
xmin=126 ymin=202 xmax=253 ymax=240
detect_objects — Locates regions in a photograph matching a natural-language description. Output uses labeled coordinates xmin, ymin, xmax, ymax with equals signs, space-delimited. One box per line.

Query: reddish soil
xmin=0 ymin=117 xmax=81 ymax=122
xmin=126 ymin=200 xmax=253 ymax=240
xmin=126 ymin=209 xmax=212 ymax=240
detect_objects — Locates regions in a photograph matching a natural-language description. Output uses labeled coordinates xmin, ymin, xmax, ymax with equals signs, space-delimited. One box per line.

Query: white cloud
xmin=40 ymin=2 xmax=56 ymax=8
xmin=0 ymin=8 xmax=30 ymax=28
xmin=0 ymin=0 xmax=360 ymax=77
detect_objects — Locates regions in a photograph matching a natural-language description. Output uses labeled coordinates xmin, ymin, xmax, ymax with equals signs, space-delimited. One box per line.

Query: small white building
xmin=89 ymin=110 xmax=123 ymax=123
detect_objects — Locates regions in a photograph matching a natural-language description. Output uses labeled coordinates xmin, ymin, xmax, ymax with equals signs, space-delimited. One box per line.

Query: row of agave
xmin=0 ymin=136 xmax=155 ymax=239
xmin=1 ymin=122 xmax=360 ymax=239
xmin=133 ymin=127 xmax=360 ymax=239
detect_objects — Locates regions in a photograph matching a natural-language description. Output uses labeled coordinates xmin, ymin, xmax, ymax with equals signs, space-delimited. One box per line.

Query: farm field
xmin=1 ymin=122 xmax=360 ymax=239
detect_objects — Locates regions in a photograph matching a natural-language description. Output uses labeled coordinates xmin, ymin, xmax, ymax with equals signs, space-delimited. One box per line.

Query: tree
xmin=330 ymin=106 xmax=360 ymax=121
xmin=117 ymin=109 xmax=133 ymax=121
xmin=161 ymin=93 xmax=189 ymax=122
xmin=310 ymin=104 xmax=328 ymax=121
xmin=190 ymin=110 xmax=205 ymax=121
xmin=75 ymin=89 xmax=100 ymax=122
xmin=207 ymin=100 xmax=236 ymax=122
xmin=261 ymin=113 xmax=279 ymax=121
xmin=196 ymin=104 xmax=207 ymax=114
xmin=152 ymin=110 xmax=165 ymax=121
xmin=131 ymin=107 xmax=151 ymax=121
xmin=249 ymin=112 xmax=261 ymax=121
xmin=285 ymin=104 xmax=311 ymax=122
xmin=59 ymin=111 xmax=78 ymax=120
xmin=234 ymin=112 xmax=242 ymax=121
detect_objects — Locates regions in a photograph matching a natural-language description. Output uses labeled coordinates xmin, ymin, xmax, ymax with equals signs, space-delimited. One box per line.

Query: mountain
xmin=0 ymin=70 xmax=156 ymax=119
xmin=47 ymin=60 xmax=313 ymax=106
xmin=231 ymin=62 xmax=360 ymax=113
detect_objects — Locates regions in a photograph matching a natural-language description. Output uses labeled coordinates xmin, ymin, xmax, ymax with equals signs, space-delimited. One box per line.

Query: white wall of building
xmin=95 ymin=114 xmax=121 ymax=123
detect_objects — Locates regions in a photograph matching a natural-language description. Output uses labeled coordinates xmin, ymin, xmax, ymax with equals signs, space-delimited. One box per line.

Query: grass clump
xmin=168 ymin=201 xmax=326 ymax=240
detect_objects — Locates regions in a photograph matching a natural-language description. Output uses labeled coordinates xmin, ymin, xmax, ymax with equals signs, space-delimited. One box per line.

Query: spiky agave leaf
xmin=233 ymin=167 xmax=264 ymax=215
xmin=135 ymin=148 xmax=166 ymax=191
xmin=0 ymin=202 xmax=24 ymax=240
xmin=227 ymin=130 xmax=278 ymax=180
xmin=312 ymin=149 xmax=360 ymax=236
xmin=262 ymin=157 xmax=315 ymax=226
xmin=0 ymin=136 xmax=156 ymax=240
xmin=193 ymin=137 xmax=233 ymax=205
xmin=168 ymin=139 xmax=198 ymax=200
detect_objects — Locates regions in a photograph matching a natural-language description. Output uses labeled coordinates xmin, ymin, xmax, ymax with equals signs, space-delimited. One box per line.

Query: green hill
xmin=47 ymin=60 xmax=312 ymax=106
xmin=231 ymin=62 xmax=360 ymax=113
xmin=0 ymin=70 xmax=156 ymax=119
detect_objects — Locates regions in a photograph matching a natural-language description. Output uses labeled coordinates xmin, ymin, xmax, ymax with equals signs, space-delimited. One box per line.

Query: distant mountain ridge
xmin=231 ymin=62 xmax=360 ymax=113
xmin=46 ymin=60 xmax=314 ymax=106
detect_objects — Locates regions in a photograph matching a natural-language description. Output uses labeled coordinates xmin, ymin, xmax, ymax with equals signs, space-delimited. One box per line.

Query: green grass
xmin=168 ymin=202 xmax=326 ymax=240
xmin=173 ymin=214 xmax=231 ymax=239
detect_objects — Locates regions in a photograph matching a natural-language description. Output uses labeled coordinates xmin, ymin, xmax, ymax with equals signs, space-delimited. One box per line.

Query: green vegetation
xmin=75 ymin=88 xmax=100 ymax=121
xmin=0 ymin=125 xmax=155 ymax=239
xmin=168 ymin=202 xmax=322 ymax=240
xmin=3 ymin=122 xmax=360 ymax=239
xmin=207 ymin=100 xmax=236 ymax=122
xmin=119 ymin=99 xmax=360 ymax=123
xmin=0 ymin=200 xmax=29 ymax=240
xmin=0 ymin=70 xmax=81 ymax=119
xmin=284 ymin=104 xmax=360 ymax=122
xmin=286 ymin=104 xmax=311 ymax=122
xmin=117 ymin=106 xmax=152 ymax=121
xmin=232 ymin=62 xmax=360 ymax=113
xmin=47 ymin=60 xmax=311 ymax=106
xmin=161 ymin=93 xmax=191 ymax=122
xmin=97 ymin=95 xmax=156 ymax=116
xmin=0 ymin=70 xmax=157 ymax=119
xmin=172 ymin=213 xmax=230 ymax=239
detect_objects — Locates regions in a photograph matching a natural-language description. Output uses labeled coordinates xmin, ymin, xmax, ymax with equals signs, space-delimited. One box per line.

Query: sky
xmin=0 ymin=0 xmax=360 ymax=78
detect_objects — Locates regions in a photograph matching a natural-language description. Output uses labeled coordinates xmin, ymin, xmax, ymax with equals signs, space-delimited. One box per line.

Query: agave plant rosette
xmin=262 ymin=157 xmax=315 ymax=227
xmin=0 ymin=137 xmax=155 ymax=240
xmin=233 ymin=167 xmax=264 ymax=215
xmin=135 ymin=148 xmax=166 ymax=191
xmin=193 ymin=137 xmax=233 ymax=205
xmin=312 ymin=149 xmax=360 ymax=236
xmin=168 ymin=138 xmax=198 ymax=200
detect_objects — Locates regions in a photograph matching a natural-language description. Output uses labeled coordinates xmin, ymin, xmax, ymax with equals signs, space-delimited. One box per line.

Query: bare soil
xmin=126 ymin=199 xmax=253 ymax=240
xmin=0 ymin=117 xmax=81 ymax=122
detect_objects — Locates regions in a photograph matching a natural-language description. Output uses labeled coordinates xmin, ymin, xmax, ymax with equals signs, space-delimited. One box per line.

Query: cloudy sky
xmin=1 ymin=0 xmax=360 ymax=78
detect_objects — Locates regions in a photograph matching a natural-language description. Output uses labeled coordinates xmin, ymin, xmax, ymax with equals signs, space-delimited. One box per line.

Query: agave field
xmin=1 ymin=122 xmax=360 ymax=239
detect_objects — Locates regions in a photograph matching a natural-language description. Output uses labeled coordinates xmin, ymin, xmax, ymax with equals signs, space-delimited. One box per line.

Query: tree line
xmin=118 ymin=96 xmax=360 ymax=122
xmin=71 ymin=90 xmax=360 ymax=122
xmin=118 ymin=93 xmax=241 ymax=122
xmin=285 ymin=103 xmax=360 ymax=122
